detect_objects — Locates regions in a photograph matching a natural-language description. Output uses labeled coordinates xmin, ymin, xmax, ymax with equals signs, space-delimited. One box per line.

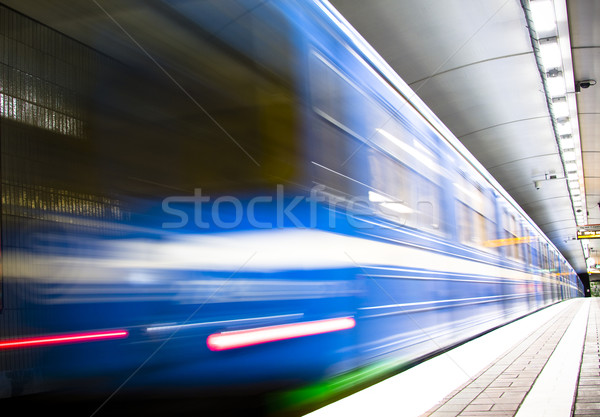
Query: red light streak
xmin=207 ymin=317 xmax=355 ymax=351
xmin=0 ymin=329 xmax=129 ymax=350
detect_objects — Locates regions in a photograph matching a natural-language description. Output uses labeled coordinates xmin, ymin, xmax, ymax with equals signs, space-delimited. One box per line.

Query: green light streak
xmin=269 ymin=357 xmax=408 ymax=415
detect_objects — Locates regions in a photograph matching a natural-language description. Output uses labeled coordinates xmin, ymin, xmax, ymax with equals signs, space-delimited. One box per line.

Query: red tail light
xmin=207 ymin=317 xmax=355 ymax=351
xmin=0 ymin=329 xmax=129 ymax=350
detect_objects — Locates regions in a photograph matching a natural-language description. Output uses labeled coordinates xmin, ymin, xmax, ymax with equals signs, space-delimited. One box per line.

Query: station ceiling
xmin=332 ymin=0 xmax=599 ymax=275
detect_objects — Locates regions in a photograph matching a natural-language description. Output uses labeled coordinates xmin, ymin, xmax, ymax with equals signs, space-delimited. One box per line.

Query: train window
xmin=309 ymin=52 xmax=443 ymax=234
xmin=502 ymin=212 xmax=512 ymax=258
xmin=511 ymin=217 xmax=521 ymax=260
xmin=309 ymin=54 xmax=353 ymax=133
xmin=551 ymin=251 xmax=559 ymax=278
xmin=501 ymin=211 xmax=523 ymax=261
xmin=483 ymin=193 xmax=497 ymax=249
xmin=472 ymin=186 xmax=491 ymax=247
xmin=454 ymin=177 xmax=495 ymax=249
xmin=416 ymin=176 xmax=441 ymax=232
xmin=309 ymin=52 xmax=389 ymax=200
xmin=366 ymin=149 xmax=442 ymax=234
xmin=309 ymin=53 xmax=387 ymax=140
xmin=539 ymin=242 xmax=549 ymax=273
xmin=522 ymin=228 xmax=532 ymax=266
xmin=309 ymin=48 xmax=442 ymax=190
xmin=456 ymin=202 xmax=473 ymax=244
xmin=513 ymin=217 xmax=521 ymax=260
xmin=524 ymin=228 xmax=533 ymax=265
xmin=309 ymin=52 xmax=443 ymax=178
xmin=367 ymin=149 xmax=414 ymax=227
xmin=529 ymin=236 xmax=538 ymax=267
xmin=370 ymin=121 xmax=443 ymax=179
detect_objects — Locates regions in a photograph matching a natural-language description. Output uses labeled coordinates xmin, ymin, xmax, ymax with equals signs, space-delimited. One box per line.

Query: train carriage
xmin=0 ymin=0 xmax=583 ymax=408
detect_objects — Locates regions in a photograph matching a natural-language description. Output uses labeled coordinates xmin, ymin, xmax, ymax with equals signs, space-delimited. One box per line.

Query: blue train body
xmin=0 ymin=0 xmax=583 ymax=404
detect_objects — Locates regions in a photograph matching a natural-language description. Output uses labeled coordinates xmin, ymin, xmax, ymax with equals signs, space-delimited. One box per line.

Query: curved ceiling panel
xmin=460 ymin=118 xmax=557 ymax=168
xmin=408 ymin=55 xmax=548 ymax=138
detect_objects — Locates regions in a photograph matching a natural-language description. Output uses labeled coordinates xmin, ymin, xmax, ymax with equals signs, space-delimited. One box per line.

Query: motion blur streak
xmin=146 ymin=313 xmax=304 ymax=333
xmin=0 ymin=330 xmax=129 ymax=350
xmin=0 ymin=0 xmax=584 ymax=410
xmin=206 ymin=317 xmax=356 ymax=351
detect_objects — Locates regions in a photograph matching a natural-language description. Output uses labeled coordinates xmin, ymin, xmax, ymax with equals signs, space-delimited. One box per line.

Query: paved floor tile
xmin=571 ymin=298 xmax=600 ymax=417
xmin=419 ymin=301 xmax=584 ymax=417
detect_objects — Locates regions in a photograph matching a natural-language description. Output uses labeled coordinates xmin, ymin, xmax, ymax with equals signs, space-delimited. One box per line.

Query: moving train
xmin=0 ymin=0 xmax=583 ymax=413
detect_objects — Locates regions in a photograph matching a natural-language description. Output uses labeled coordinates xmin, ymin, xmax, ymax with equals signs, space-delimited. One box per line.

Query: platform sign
xmin=577 ymin=229 xmax=600 ymax=239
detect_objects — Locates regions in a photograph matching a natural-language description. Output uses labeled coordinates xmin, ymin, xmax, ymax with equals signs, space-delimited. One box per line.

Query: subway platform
xmin=305 ymin=298 xmax=599 ymax=417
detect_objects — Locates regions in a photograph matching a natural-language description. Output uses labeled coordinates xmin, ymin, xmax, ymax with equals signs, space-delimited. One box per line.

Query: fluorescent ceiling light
xmin=546 ymin=74 xmax=566 ymax=97
xmin=552 ymin=99 xmax=570 ymax=118
xmin=556 ymin=120 xmax=572 ymax=136
xmin=566 ymin=171 xmax=579 ymax=181
xmin=562 ymin=150 xmax=576 ymax=161
xmin=559 ymin=136 xmax=574 ymax=148
xmin=530 ymin=0 xmax=557 ymax=33
xmin=539 ymin=38 xmax=562 ymax=70
xmin=565 ymin=162 xmax=578 ymax=172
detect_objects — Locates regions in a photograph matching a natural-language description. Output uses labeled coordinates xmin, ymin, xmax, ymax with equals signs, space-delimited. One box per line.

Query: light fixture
xmin=539 ymin=37 xmax=562 ymax=69
xmin=564 ymin=161 xmax=578 ymax=172
xmin=525 ymin=0 xmax=588 ymax=251
xmin=559 ymin=135 xmax=574 ymax=148
xmin=566 ymin=171 xmax=579 ymax=181
xmin=562 ymin=149 xmax=576 ymax=162
xmin=530 ymin=0 xmax=557 ymax=33
xmin=556 ymin=119 xmax=572 ymax=135
xmin=546 ymin=72 xmax=567 ymax=97
xmin=551 ymin=97 xmax=569 ymax=118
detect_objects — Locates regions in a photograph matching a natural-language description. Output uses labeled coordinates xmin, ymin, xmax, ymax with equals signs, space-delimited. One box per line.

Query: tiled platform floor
xmin=572 ymin=298 xmax=600 ymax=417
xmin=305 ymin=298 xmax=594 ymax=417
xmin=421 ymin=299 xmax=595 ymax=417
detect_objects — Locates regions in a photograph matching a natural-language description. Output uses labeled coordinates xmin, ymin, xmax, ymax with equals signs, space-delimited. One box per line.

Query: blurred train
xmin=0 ymin=0 xmax=583 ymax=412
